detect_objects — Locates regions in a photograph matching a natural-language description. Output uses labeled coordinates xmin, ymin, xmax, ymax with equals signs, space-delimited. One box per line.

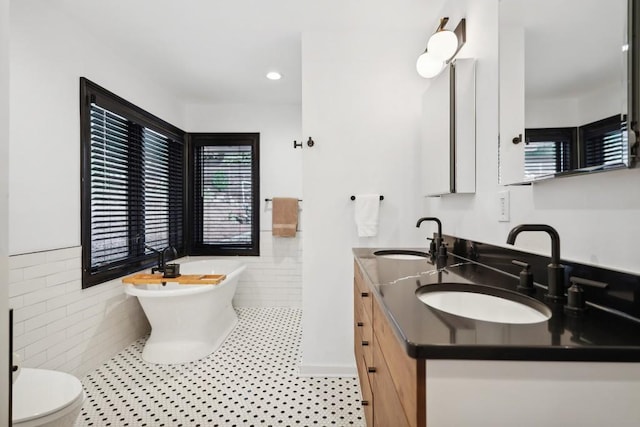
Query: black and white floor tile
xmin=76 ymin=307 xmax=365 ymax=426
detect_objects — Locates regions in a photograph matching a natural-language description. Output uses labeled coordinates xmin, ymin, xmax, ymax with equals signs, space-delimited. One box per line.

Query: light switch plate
xmin=498 ymin=190 xmax=510 ymax=222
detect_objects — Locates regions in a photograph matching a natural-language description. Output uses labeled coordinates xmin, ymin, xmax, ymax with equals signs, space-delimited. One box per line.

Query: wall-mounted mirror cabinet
xmin=498 ymin=0 xmax=639 ymax=185
xmin=422 ymin=58 xmax=476 ymax=196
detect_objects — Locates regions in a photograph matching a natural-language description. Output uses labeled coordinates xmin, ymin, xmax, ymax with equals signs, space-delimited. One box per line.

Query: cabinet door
xmin=498 ymin=0 xmax=526 ymax=184
xmin=421 ymin=63 xmax=452 ymax=196
xmin=373 ymin=292 xmax=425 ymax=427
xmin=372 ymin=335 xmax=410 ymax=427
xmin=422 ymin=59 xmax=476 ymax=196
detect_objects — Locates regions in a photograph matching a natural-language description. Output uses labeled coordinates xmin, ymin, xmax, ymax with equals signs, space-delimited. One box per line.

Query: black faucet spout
xmin=416 ymin=217 xmax=442 ymax=239
xmin=506 ymin=224 xmax=565 ymax=301
xmin=146 ymin=244 xmax=177 ymax=275
xmin=416 ymin=217 xmax=446 ymax=268
xmin=506 ymin=224 xmax=561 ymax=265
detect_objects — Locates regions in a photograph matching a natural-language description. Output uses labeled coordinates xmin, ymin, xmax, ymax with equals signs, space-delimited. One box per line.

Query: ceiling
xmin=39 ymin=0 xmax=440 ymax=105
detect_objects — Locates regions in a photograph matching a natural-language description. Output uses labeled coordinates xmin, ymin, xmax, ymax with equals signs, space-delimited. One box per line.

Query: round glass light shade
xmin=427 ymin=30 xmax=458 ymax=61
xmin=416 ymin=52 xmax=445 ymax=78
xmin=266 ymin=71 xmax=282 ymax=80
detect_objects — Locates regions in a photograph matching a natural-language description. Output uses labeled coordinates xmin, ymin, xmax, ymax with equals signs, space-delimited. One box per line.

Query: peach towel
xmin=272 ymin=197 xmax=299 ymax=237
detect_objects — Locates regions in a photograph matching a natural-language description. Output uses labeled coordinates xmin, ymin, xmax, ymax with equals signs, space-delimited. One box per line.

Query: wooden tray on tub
xmin=122 ymin=273 xmax=226 ymax=285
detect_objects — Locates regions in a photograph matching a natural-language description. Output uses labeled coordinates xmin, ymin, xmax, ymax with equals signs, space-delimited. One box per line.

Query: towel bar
xmin=265 ymin=198 xmax=302 ymax=202
xmin=351 ymin=195 xmax=384 ymax=201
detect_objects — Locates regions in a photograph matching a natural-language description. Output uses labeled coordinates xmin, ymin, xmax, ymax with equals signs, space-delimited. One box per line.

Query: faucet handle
xmin=569 ymin=276 xmax=608 ymax=290
xmin=426 ymin=238 xmax=437 ymax=256
xmin=511 ymin=259 xmax=529 ymax=269
xmin=512 ymin=260 xmax=534 ymax=293
xmin=565 ymin=276 xmax=609 ymax=314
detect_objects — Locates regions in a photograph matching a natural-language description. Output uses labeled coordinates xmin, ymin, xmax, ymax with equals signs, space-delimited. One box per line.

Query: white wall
xmin=577 ymin=81 xmax=626 ymax=124
xmin=8 ymin=1 xmax=185 ymax=376
xmin=526 ymin=81 xmax=624 ymax=128
xmin=185 ymin=102 xmax=303 ymax=231
xmin=426 ymin=0 xmax=640 ymax=274
xmin=9 ymin=0 xmax=185 ymax=256
xmin=0 ymin=0 xmax=9 ymax=421
xmin=299 ymin=30 xmax=428 ymax=375
xmin=525 ymin=96 xmax=580 ymax=128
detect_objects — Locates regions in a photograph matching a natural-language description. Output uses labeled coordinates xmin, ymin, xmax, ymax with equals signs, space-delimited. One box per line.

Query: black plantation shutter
xmin=88 ymin=103 xmax=184 ymax=273
xmin=82 ymin=78 xmax=185 ymax=287
xmin=580 ymin=115 xmax=627 ymax=168
xmin=142 ymin=128 xmax=184 ymax=252
xmin=190 ymin=133 xmax=259 ymax=256
xmin=90 ymin=105 xmax=141 ymax=268
xmin=524 ymin=127 xmax=575 ymax=180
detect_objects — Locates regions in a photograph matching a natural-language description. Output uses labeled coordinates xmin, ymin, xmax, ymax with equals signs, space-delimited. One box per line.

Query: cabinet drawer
xmin=355 ymin=352 xmax=373 ymax=427
xmin=354 ymin=263 xmax=373 ymax=329
xmin=354 ymin=287 xmax=373 ymax=366
xmin=354 ymin=270 xmax=373 ymax=323
xmin=354 ymin=260 xmax=366 ymax=292
xmin=371 ymin=335 xmax=410 ymax=427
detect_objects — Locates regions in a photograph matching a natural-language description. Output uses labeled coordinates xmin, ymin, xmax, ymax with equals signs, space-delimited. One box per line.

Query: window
xmin=579 ymin=115 xmax=627 ymax=168
xmin=80 ymin=78 xmax=185 ymax=288
xmin=188 ymin=133 xmax=260 ymax=256
xmin=524 ymin=127 xmax=576 ymax=180
xmin=524 ymin=115 xmax=627 ymax=180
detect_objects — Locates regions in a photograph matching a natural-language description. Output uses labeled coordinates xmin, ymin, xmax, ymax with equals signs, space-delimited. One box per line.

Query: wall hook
xmin=307 ymin=137 xmax=315 ymax=147
xmin=293 ymin=140 xmax=302 ymax=149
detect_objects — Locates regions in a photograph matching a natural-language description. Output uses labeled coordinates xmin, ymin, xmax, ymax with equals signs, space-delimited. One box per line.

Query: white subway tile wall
xmin=9 ymin=246 xmax=150 ymax=377
xmin=9 ymin=231 xmax=302 ymax=376
xmin=233 ymin=231 xmax=303 ymax=308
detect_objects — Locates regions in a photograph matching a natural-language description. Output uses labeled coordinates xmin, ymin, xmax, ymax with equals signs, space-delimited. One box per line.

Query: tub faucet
xmin=146 ymin=244 xmax=177 ymax=274
xmin=506 ymin=224 xmax=565 ymax=301
xmin=416 ymin=217 xmax=447 ymax=268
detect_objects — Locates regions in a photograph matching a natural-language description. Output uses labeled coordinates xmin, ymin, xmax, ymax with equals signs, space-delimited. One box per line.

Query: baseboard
xmin=297 ymin=363 xmax=357 ymax=377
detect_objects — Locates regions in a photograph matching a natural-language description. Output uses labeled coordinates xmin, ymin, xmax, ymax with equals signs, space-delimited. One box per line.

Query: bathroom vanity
xmin=353 ymin=240 xmax=640 ymax=426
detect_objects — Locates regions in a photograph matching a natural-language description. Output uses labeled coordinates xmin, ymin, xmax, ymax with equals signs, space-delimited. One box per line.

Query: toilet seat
xmin=13 ymin=368 xmax=84 ymax=426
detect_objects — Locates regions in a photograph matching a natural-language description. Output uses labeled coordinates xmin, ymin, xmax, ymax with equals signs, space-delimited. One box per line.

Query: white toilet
xmin=12 ymin=368 xmax=85 ymax=427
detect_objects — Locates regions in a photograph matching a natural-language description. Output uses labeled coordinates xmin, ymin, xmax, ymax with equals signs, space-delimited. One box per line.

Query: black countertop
xmin=353 ymin=247 xmax=640 ymax=362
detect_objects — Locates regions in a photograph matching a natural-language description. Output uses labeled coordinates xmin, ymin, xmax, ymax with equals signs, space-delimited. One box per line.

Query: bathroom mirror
xmin=498 ymin=0 xmax=639 ymax=184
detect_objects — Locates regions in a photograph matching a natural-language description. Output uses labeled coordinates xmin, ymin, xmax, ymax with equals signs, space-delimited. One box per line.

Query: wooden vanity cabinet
xmin=354 ymin=262 xmax=374 ymax=426
xmin=354 ymin=261 xmax=425 ymax=427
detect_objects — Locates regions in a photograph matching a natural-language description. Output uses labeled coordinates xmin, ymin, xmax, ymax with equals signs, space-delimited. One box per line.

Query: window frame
xmin=186 ymin=133 xmax=260 ymax=257
xmin=80 ymin=78 xmax=186 ymax=288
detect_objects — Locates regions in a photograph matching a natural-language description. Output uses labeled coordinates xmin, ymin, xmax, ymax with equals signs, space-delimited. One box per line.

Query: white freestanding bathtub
xmin=124 ymin=259 xmax=246 ymax=364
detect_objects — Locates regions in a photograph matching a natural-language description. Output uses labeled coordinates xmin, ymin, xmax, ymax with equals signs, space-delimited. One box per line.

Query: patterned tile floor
xmin=76 ymin=307 xmax=365 ymax=427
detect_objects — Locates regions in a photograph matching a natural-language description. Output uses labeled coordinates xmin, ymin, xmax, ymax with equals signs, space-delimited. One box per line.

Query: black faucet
xmin=416 ymin=217 xmax=447 ymax=269
xmin=506 ymin=224 xmax=565 ymax=301
xmin=146 ymin=244 xmax=177 ymax=275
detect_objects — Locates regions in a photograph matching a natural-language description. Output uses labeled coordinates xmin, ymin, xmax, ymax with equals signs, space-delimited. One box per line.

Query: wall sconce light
xmin=416 ymin=17 xmax=466 ymax=78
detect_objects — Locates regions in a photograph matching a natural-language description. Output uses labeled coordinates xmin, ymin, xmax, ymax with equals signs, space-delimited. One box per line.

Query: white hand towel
xmin=354 ymin=194 xmax=380 ymax=237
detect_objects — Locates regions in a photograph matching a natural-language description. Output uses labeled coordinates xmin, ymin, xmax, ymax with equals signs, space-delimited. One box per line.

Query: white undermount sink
xmin=416 ymin=283 xmax=552 ymax=324
xmin=373 ymin=250 xmax=429 ymax=260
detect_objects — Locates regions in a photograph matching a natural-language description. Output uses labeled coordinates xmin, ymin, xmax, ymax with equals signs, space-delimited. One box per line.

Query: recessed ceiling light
xmin=266 ymin=71 xmax=282 ymax=80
